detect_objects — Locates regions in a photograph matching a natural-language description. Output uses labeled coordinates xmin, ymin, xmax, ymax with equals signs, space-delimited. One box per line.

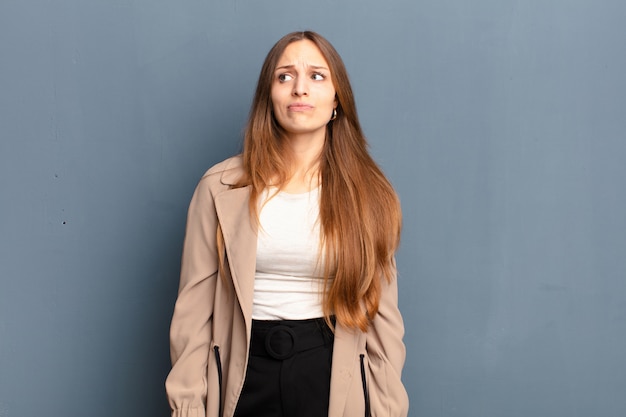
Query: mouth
xmin=287 ymin=103 xmax=314 ymax=112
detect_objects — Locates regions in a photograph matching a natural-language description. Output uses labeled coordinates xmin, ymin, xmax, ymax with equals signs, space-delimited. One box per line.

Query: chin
xmin=287 ymin=126 xmax=326 ymax=135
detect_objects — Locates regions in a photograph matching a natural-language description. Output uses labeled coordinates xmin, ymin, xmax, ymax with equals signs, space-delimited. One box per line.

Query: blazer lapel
xmin=328 ymin=324 xmax=364 ymax=416
xmin=214 ymin=182 xmax=257 ymax=329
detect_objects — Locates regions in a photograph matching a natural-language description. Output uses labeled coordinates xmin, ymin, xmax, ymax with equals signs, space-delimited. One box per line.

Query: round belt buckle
xmin=264 ymin=325 xmax=297 ymax=360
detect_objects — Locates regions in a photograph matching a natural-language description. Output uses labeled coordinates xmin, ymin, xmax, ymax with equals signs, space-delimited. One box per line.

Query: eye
xmin=311 ymin=72 xmax=325 ymax=81
xmin=278 ymin=73 xmax=293 ymax=82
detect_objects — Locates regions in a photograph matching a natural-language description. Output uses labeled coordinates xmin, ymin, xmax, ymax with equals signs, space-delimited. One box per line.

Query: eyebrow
xmin=274 ymin=64 xmax=329 ymax=71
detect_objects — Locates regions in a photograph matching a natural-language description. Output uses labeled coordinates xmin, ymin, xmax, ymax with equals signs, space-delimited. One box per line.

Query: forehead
xmin=276 ymin=39 xmax=330 ymax=68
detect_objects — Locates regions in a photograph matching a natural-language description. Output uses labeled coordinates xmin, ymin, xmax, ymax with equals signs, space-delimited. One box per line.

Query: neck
xmin=286 ymin=130 xmax=325 ymax=171
xmin=282 ymin=131 xmax=325 ymax=193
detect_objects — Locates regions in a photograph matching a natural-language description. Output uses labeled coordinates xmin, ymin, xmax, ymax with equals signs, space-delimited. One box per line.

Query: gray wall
xmin=1 ymin=1 xmax=625 ymax=416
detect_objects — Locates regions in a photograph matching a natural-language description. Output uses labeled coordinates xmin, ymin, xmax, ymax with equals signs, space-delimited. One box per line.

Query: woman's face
xmin=271 ymin=39 xmax=337 ymax=141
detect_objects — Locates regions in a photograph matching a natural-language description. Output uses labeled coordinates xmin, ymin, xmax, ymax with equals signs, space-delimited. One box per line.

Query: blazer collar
xmin=219 ymin=155 xmax=244 ymax=186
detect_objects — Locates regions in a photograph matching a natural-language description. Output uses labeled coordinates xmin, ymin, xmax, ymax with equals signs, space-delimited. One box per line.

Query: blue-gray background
xmin=1 ymin=1 xmax=625 ymax=416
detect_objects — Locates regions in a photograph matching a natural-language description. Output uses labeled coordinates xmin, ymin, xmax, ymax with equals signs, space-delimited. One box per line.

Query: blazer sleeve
xmin=166 ymin=177 xmax=219 ymax=417
xmin=365 ymin=265 xmax=410 ymax=417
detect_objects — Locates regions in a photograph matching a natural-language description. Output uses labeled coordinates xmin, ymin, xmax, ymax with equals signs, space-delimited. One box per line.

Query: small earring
xmin=330 ymin=108 xmax=337 ymax=121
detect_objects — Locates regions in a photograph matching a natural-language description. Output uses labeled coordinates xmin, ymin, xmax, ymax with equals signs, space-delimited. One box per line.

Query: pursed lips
xmin=287 ymin=103 xmax=314 ymax=112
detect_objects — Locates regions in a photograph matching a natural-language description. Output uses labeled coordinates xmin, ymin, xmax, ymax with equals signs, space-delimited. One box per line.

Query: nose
xmin=292 ymin=76 xmax=308 ymax=97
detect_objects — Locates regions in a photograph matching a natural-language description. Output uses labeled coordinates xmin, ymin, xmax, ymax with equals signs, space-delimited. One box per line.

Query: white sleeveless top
xmin=253 ymin=187 xmax=326 ymax=320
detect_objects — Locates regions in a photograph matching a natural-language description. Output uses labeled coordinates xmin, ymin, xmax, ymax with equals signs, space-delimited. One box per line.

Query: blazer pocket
xmin=359 ymin=354 xmax=372 ymax=417
xmin=206 ymin=342 xmax=223 ymax=417
xmin=363 ymin=353 xmax=409 ymax=417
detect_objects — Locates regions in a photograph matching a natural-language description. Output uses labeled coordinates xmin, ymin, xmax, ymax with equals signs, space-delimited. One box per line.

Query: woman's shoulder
xmin=200 ymin=154 xmax=244 ymax=185
xmin=204 ymin=154 xmax=243 ymax=175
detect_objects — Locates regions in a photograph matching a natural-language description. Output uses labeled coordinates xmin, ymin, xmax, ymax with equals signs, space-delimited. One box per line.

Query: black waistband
xmin=249 ymin=317 xmax=334 ymax=360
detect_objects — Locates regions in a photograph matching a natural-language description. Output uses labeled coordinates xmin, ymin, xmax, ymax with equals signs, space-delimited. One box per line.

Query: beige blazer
xmin=166 ymin=156 xmax=409 ymax=417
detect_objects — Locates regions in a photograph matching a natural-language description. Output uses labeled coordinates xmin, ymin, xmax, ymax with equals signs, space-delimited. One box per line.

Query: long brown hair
xmin=235 ymin=31 xmax=401 ymax=331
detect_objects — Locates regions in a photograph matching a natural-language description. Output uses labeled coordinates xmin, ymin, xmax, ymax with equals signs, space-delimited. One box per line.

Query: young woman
xmin=166 ymin=31 xmax=408 ymax=417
